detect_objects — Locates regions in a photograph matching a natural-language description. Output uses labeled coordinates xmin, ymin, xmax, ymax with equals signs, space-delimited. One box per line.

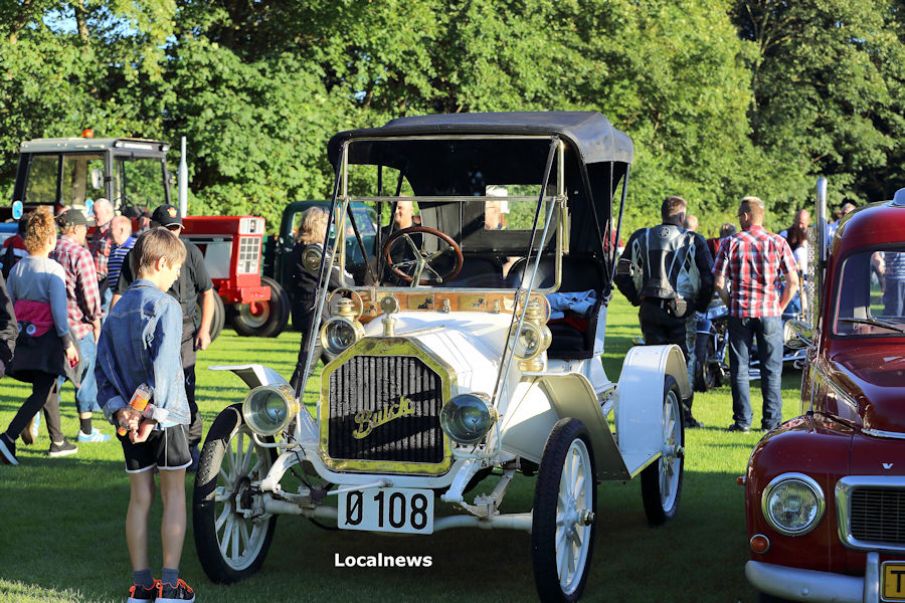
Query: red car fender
xmin=745 ymin=414 xmax=854 ymax=574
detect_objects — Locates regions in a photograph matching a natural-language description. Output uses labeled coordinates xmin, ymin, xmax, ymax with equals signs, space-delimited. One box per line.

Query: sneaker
xmin=77 ymin=427 xmax=111 ymax=443
xmin=0 ymin=432 xmax=18 ymax=465
xmin=158 ymin=578 xmax=195 ymax=602
xmin=48 ymin=439 xmax=78 ymax=458
xmin=727 ymin=423 xmax=751 ymax=433
xmin=127 ymin=580 xmax=160 ymax=602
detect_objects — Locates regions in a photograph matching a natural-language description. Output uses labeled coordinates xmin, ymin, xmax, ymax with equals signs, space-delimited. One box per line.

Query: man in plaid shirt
xmin=51 ymin=209 xmax=109 ymax=442
xmin=713 ymin=196 xmax=799 ymax=432
xmin=89 ymin=198 xmax=115 ymax=305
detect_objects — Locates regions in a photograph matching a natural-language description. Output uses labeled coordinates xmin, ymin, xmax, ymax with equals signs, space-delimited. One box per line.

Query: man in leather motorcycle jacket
xmin=614 ymin=195 xmax=714 ymax=427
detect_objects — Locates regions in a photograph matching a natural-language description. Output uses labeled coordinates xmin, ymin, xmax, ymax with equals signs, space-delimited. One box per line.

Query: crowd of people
xmin=0 ymin=203 xmax=205 ymax=601
xmin=615 ymin=194 xmax=822 ymax=432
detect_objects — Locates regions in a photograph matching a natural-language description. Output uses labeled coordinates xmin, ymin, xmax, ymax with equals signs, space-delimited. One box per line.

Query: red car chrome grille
xmin=850 ymin=488 xmax=905 ymax=545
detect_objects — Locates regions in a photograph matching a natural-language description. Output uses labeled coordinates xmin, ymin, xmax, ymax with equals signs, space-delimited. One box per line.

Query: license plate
xmin=883 ymin=562 xmax=905 ymax=601
xmin=338 ymin=487 xmax=434 ymax=534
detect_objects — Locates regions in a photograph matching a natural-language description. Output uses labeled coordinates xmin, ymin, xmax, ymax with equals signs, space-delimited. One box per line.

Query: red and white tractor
xmin=5 ymin=134 xmax=290 ymax=339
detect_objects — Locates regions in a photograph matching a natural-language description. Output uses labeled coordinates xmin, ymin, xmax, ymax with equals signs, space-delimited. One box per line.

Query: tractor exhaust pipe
xmin=178 ymin=136 xmax=188 ymax=217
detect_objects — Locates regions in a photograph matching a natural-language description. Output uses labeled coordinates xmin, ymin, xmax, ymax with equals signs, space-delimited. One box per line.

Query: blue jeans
xmin=100 ymin=287 xmax=113 ymax=321
xmin=728 ymin=316 xmax=783 ymax=430
xmin=61 ymin=333 xmax=100 ymax=414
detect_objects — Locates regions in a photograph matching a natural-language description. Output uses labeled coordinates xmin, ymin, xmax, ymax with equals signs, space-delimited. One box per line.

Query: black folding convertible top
xmin=327 ymin=111 xmax=634 ymax=167
xmin=326 ymin=112 xmax=633 ymax=309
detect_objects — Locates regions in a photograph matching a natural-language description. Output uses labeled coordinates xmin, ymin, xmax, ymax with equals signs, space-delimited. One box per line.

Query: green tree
xmin=733 ymin=0 xmax=905 ymax=215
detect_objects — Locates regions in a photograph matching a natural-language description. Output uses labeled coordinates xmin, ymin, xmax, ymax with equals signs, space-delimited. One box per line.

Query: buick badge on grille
xmin=352 ymin=396 xmax=416 ymax=440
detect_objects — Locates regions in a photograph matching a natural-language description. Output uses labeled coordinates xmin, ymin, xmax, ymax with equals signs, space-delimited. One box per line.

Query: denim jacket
xmin=95 ymin=279 xmax=190 ymax=428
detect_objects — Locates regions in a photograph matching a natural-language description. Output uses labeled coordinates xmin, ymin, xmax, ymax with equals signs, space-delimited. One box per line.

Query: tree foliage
xmin=1 ymin=0 xmax=905 ymax=234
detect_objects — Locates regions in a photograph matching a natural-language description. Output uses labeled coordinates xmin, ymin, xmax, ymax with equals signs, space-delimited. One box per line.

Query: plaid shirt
xmin=90 ymin=222 xmax=113 ymax=282
xmin=713 ymin=225 xmax=797 ymax=318
xmin=50 ymin=235 xmax=102 ymax=340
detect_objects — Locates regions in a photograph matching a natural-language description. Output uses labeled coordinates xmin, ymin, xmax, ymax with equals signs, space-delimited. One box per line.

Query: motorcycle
xmin=692 ymin=295 xmax=806 ymax=391
xmin=693 ymin=298 xmax=729 ymax=392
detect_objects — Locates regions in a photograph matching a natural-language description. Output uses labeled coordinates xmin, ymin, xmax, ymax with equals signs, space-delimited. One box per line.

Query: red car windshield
xmin=834 ymin=249 xmax=905 ymax=337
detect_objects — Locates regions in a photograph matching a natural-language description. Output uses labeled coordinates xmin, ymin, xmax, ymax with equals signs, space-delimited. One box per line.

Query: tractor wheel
xmin=196 ymin=294 xmax=226 ymax=343
xmin=211 ymin=295 xmax=226 ymax=342
xmin=232 ymin=277 xmax=290 ymax=338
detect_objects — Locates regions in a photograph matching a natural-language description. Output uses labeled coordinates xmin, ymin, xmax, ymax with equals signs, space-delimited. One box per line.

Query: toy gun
xmin=117 ymin=384 xmax=153 ymax=436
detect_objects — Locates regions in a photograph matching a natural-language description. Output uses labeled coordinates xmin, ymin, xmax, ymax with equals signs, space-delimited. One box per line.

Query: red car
xmin=745 ymin=181 xmax=905 ymax=603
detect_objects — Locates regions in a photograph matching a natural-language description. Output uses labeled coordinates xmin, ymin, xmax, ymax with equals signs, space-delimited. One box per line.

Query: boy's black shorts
xmin=118 ymin=425 xmax=191 ymax=474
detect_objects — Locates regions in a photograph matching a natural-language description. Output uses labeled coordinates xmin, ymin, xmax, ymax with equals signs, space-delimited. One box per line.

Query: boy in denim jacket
xmin=96 ymin=228 xmax=195 ymax=603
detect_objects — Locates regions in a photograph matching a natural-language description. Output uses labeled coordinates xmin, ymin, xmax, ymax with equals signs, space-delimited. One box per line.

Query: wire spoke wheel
xmin=532 ymin=418 xmax=597 ymax=602
xmin=213 ymin=427 xmax=272 ymax=570
xmin=194 ymin=405 xmax=278 ymax=583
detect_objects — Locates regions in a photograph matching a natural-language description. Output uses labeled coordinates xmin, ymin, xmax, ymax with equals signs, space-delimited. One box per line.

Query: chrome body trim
xmin=745 ymin=558 xmax=879 ymax=603
xmin=761 ymin=472 xmax=826 ymax=536
xmin=836 ymin=476 xmax=905 ymax=553
xmin=863 ymin=428 xmax=905 ymax=440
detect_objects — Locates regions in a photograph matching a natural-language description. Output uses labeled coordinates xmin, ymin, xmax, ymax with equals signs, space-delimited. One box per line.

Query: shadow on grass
xmin=0 ymin=469 xmax=757 ymax=603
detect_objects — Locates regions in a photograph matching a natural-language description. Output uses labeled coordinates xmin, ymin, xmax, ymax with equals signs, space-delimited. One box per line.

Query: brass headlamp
xmin=320 ymin=298 xmax=365 ymax=356
xmin=511 ymin=299 xmax=552 ymax=372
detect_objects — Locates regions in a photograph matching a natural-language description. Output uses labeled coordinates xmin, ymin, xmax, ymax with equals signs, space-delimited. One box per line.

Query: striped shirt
xmin=886 ymin=251 xmax=905 ymax=280
xmin=107 ymin=235 xmax=136 ymax=291
xmin=50 ymin=235 xmax=102 ymax=340
xmin=713 ymin=225 xmax=797 ymax=318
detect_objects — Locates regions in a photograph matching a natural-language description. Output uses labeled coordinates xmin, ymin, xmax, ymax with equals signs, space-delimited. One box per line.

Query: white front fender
xmin=615 ymin=344 xmax=689 ymax=476
xmin=500 ymin=374 xmax=630 ymax=481
xmin=209 ymin=364 xmax=288 ymax=389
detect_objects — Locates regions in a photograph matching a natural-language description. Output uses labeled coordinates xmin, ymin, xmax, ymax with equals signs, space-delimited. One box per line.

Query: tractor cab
xmin=9 ymin=137 xmax=171 ymax=218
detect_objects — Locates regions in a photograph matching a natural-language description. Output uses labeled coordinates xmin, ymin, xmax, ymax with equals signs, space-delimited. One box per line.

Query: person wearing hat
xmin=112 ymin=205 xmax=215 ymax=468
xmin=51 ymin=207 xmax=108 ymax=443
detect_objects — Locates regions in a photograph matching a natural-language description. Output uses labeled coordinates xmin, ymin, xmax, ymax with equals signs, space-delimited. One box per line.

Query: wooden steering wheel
xmin=383 ymin=226 xmax=464 ymax=285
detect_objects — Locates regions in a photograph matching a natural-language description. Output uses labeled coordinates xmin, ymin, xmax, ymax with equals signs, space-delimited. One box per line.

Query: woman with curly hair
xmin=0 ymin=208 xmax=81 ymax=464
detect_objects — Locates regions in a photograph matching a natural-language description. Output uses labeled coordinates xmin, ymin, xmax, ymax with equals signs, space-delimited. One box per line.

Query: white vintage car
xmin=193 ymin=112 xmax=690 ymax=602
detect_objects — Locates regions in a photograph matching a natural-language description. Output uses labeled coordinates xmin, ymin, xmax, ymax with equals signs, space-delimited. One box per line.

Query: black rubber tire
xmin=694 ymin=337 xmax=717 ymax=392
xmin=193 ymin=404 xmax=277 ymax=584
xmin=531 ymin=418 xmax=597 ymax=603
xmin=210 ymin=294 xmax=226 ymax=342
xmin=641 ymin=375 xmax=685 ymax=526
xmin=195 ymin=293 xmax=226 ymax=343
xmin=232 ymin=276 xmax=290 ymax=338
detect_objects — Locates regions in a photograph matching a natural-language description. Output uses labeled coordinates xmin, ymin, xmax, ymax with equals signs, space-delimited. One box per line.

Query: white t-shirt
xmin=793 ymin=242 xmax=809 ymax=275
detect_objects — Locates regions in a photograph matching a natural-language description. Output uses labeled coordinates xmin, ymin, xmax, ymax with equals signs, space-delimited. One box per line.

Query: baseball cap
xmin=58 ymin=208 xmax=92 ymax=227
xmin=151 ymin=204 xmax=182 ymax=227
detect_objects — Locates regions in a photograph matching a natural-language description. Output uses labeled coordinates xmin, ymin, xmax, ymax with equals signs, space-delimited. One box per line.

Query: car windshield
xmin=342 ymin=195 xmax=557 ymax=290
xmin=834 ymin=248 xmax=905 ymax=337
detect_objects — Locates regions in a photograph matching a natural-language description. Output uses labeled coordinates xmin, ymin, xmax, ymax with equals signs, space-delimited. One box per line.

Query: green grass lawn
xmin=0 ymin=296 xmax=803 ymax=602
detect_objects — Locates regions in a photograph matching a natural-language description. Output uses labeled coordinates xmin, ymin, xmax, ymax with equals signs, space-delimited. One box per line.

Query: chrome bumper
xmin=745 ymin=553 xmax=880 ymax=602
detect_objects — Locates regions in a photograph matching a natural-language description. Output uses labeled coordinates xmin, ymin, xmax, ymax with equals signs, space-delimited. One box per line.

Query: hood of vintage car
xmin=829 ymin=347 xmax=905 ymax=434
xmin=361 ymin=310 xmax=516 ymax=394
